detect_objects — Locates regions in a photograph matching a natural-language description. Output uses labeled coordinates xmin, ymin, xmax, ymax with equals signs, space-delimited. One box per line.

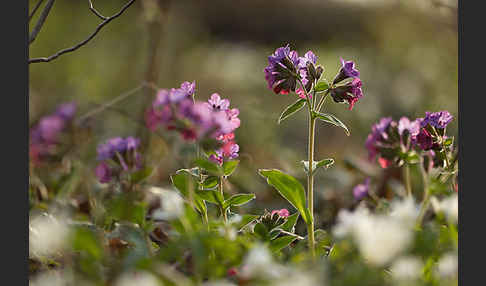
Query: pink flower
xmin=206 ymin=93 xmax=230 ymax=111
xmin=271 ymin=209 xmax=289 ymax=218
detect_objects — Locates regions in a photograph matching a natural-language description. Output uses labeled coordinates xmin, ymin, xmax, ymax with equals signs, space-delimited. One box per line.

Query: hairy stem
xmin=416 ymin=160 xmax=430 ymax=227
xmin=403 ymin=164 xmax=412 ymax=197
xmin=307 ymin=116 xmax=316 ymax=258
xmin=297 ymin=78 xmax=316 ymax=258
xmin=219 ymin=177 xmax=227 ymax=223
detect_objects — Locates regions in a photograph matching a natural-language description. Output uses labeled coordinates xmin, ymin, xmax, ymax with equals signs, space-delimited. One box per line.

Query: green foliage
xmin=258 ymin=169 xmax=312 ymax=224
xmin=313 ymin=111 xmax=350 ymax=136
xmin=302 ymin=158 xmax=334 ymax=175
xmin=278 ymin=98 xmax=306 ymax=124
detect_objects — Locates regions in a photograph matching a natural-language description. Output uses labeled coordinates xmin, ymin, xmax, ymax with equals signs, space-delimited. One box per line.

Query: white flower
xmin=437 ymin=253 xmax=458 ymax=278
xmin=271 ymin=271 xmax=324 ymax=286
xmin=115 ymin=271 xmax=160 ymax=286
xmin=390 ymin=256 xmax=423 ymax=280
xmin=389 ymin=197 xmax=420 ymax=227
xmin=29 ymin=213 xmax=70 ymax=258
xmin=432 ymin=194 xmax=458 ymax=223
xmin=333 ymin=206 xmax=413 ymax=267
xmin=240 ymin=244 xmax=285 ymax=279
xmin=354 ymin=215 xmax=412 ymax=266
xmin=149 ymin=187 xmax=185 ymax=221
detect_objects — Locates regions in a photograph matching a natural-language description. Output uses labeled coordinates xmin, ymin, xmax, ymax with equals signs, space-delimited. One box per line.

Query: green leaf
xmin=196 ymin=189 xmax=224 ymax=206
xmin=278 ymin=98 xmax=306 ymax=124
xmin=72 ymin=227 xmax=102 ymax=260
xmin=130 ymin=167 xmax=154 ymax=184
xmin=301 ymin=158 xmax=335 ymax=175
xmin=253 ymin=223 xmax=269 ymax=240
xmin=194 ymin=158 xmax=223 ymax=176
xmin=202 ymin=176 xmax=219 ymax=190
xmin=171 ymin=171 xmax=196 ymax=198
xmin=314 ymin=81 xmax=330 ymax=92
xmin=222 ymin=160 xmax=239 ymax=176
xmin=269 ymin=235 xmax=297 ymax=252
xmin=313 ymin=112 xmax=350 ymax=136
xmin=233 ymin=214 xmax=259 ymax=231
xmin=223 ymin=193 xmax=256 ymax=209
xmin=279 ymin=212 xmax=299 ymax=232
xmin=194 ymin=198 xmax=207 ymax=215
xmin=258 ymin=169 xmax=311 ymax=224
xmin=444 ymin=137 xmax=454 ymax=147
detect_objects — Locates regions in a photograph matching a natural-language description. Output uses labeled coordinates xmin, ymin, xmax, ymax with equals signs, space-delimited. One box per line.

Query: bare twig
xmin=75 ymin=83 xmax=146 ymax=125
xmin=88 ymin=0 xmax=108 ymax=20
xmin=29 ymin=0 xmax=136 ymax=64
xmin=29 ymin=0 xmax=55 ymax=45
xmin=29 ymin=0 xmax=46 ymax=22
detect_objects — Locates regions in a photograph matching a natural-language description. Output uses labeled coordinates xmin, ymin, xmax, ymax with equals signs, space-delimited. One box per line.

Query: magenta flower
xmin=271 ymin=209 xmax=290 ymax=218
xmin=95 ymin=162 xmax=112 ymax=183
xmin=415 ymin=128 xmax=434 ymax=150
xmin=29 ymin=102 xmax=78 ymax=163
xmin=353 ymin=178 xmax=370 ymax=200
xmin=96 ymin=137 xmax=143 ymax=176
xmin=330 ymin=78 xmax=363 ymax=110
xmin=37 ymin=115 xmax=65 ymax=143
xmin=365 ymin=117 xmax=393 ymax=162
xmin=333 ymin=57 xmax=360 ymax=84
xmin=298 ymin=51 xmax=320 ymax=91
xmin=264 ymin=45 xmax=300 ymax=94
xmin=209 ymin=133 xmax=239 ymax=165
xmin=421 ymin=111 xmax=453 ymax=129
xmin=206 ymin=93 xmax=230 ymax=111
xmin=55 ymin=102 xmax=77 ymax=120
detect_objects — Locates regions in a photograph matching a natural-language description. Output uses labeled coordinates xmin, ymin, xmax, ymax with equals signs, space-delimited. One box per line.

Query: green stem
xmin=307 ymin=116 xmax=316 ymax=259
xmin=416 ymin=160 xmax=430 ymax=227
xmin=219 ymin=177 xmax=227 ymax=223
xmin=403 ymin=164 xmax=412 ymax=197
xmin=298 ymin=78 xmax=316 ymax=259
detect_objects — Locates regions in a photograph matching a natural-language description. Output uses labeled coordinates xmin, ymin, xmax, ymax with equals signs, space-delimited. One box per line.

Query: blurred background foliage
xmin=29 ymin=0 xmax=457 ymax=229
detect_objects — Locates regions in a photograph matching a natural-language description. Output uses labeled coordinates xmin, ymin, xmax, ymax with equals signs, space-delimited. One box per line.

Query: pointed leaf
xmin=314 ymin=112 xmax=350 ymax=136
xmin=301 ymin=158 xmax=335 ymax=174
xmin=196 ymin=189 xmax=224 ymax=206
xmin=170 ymin=171 xmax=196 ymax=198
xmin=222 ymin=160 xmax=239 ymax=176
xmin=253 ymin=223 xmax=269 ymax=240
xmin=233 ymin=214 xmax=259 ymax=231
xmin=258 ymin=169 xmax=311 ymax=224
xmin=202 ymin=176 xmax=219 ymax=190
xmin=223 ymin=193 xmax=255 ymax=209
xmin=314 ymin=81 xmax=330 ymax=92
xmin=279 ymin=212 xmax=299 ymax=233
xmin=278 ymin=98 xmax=306 ymax=124
xmin=130 ymin=167 xmax=154 ymax=184
xmin=194 ymin=158 xmax=223 ymax=176
xmin=269 ymin=235 xmax=297 ymax=252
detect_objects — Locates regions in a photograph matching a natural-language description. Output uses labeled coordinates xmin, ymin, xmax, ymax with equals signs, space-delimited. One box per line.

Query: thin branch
xmin=29 ymin=0 xmax=136 ymax=64
xmin=29 ymin=0 xmax=55 ymax=45
xmin=88 ymin=0 xmax=108 ymax=20
xmin=75 ymin=83 xmax=146 ymax=125
xmin=29 ymin=0 xmax=46 ymax=22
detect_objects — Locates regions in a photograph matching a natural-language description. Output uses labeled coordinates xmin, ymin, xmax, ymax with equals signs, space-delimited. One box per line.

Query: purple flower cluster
xmin=30 ymin=102 xmax=77 ymax=163
xmin=209 ymin=133 xmax=240 ymax=165
xmin=366 ymin=111 xmax=454 ymax=169
xmin=95 ymin=136 xmax=143 ymax=183
xmin=146 ymin=82 xmax=240 ymax=142
xmin=264 ymin=45 xmax=323 ymax=95
xmin=329 ymin=58 xmax=363 ymax=110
